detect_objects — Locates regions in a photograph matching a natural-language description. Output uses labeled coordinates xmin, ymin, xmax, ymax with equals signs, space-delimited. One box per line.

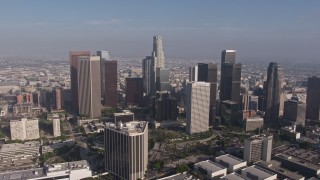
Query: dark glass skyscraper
xmin=221 ymin=50 xmax=236 ymax=64
xmin=306 ymin=76 xmax=320 ymax=120
xmin=220 ymin=50 xmax=242 ymax=104
xmin=142 ymin=56 xmax=155 ymax=96
xmin=97 ymin=50 xmax=110 ymax=102
xmin=264 ymin=62 xmax=282 ymax=127
xmin=104 ymin=60 xmax=117 ymax=108
xmin=126 ymin=78 xmax=144 ymax=106
xmin=69 ymin=51 xmax=90 ymax=114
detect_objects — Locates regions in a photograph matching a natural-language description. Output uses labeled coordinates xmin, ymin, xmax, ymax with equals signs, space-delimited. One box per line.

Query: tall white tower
xmin=152 ymin=36 xmax=165 ymax=68
xmin=186 ymin=82 xmax=211 ymax=134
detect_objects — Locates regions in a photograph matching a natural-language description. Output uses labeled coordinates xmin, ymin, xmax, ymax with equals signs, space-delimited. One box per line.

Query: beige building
xmin=10 ymin=118 xmax=40 ymax=140
xmin=78 ymin=56 xmax=101 ymax=119
xmin=52 ymin=117 xmax=61 ymax=137
xmin=104 ymin=121 xmax=148 ymax=180
xmin=186 ymin=82 xmax=210 ymax=134
xmin=244 ymin=135 xmax=273 ymax=164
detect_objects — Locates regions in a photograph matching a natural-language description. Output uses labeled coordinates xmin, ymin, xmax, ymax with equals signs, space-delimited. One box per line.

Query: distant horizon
xmin=0 ymin=1 xmax=319 ymax=62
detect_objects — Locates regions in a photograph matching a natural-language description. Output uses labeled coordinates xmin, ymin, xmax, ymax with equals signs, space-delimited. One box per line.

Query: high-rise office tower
xmin=104 ymin=60 xmax=117 ymax=108
xmin=186 ymin=82 xmax=211 ymax=134
xmin=152 ymin=36 xmax=165 ymax=68
xmin=156 ymin=67 xmax=170 ymax=92
xmin=69 ymin=51 xmax=90 ymax=114
xmin=284 ymin=100 xmax=306 ymax=126
xmin=78 ymin=56 xmax=101 ymax=119
xmin=97 ymin=51 xmax=111 ymax=102
xmin=264 ymin=62 xmax=283 ymax=127
xmin=126 ymin=78 xmax=144 ymax=106
xmin=54 ymin=87 xmax=62 ymax=110
xmin=52 ymin=117 xmax=61 ymax=137
xmin=220 ymin=50 xmax=242 ymax=104
xmin=151 ymin=92 xmax=178 ymax=122
xmin=105 ymin=121 xmax=148 ymax=180
xmin=242 ymin=94 xmax=259 ymax=111
xmin=221 ymin=50 xmax=236 ymax=64
xmin=190 ymin=63 xmax=218 ymax=125
xmin=243 ymin=135 xmax=273 ymax=164
xmin=306 ymin=76 xmax=320 ymax=120
xmin=142 ymin=56 xmax=155 ymax=96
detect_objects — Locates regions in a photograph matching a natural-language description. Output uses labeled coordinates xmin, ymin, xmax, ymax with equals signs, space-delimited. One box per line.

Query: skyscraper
xmin=221 ymin=50 xmax=236 ymax=64
xmin=152 ymin=36 xmax=165 ymax=68
xmin=190 ymin=63 xmax=218 ymax=125
xmin=126 ymin=78 xmax=144 ymax=106
xmin=264 ymin=62 xmax=283 ymax=127
xmin=186 ymin=82 xmax=211 ymax=134
xmin=156 ymin=67 xmax=170 ymax=92
xmin=284 ymin=100 xmax=306 ymax=126
xmin=142 ymin=56 xmax=155 ymax=96
xmin=243 ymin=135 xmax=273 ymax=164
xmin=306 ymin=76 xmax=320 ymax=120
xmin=69 ymin=51 xmax=90 ymax=114
xmin=105 ymin=121 xmax=148 ymax=180
xmin=104 ymin=60 xmax=117 ymax=108
xmin=220 ymin=50 xmax=242 ymax=104
xmin=97 ymin=51 xmax=111 ymax=102
xmin=78 ymin=56 xmax=101 ymax=119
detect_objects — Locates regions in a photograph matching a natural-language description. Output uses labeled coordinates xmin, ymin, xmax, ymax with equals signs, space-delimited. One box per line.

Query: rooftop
xmin=114 ymin=110 xmax=134 ymax=117
xmin=106 ymin=121 xmax=147 ymax=136
xmin=0 ymin=168 xmax=45 ymax=180
xmin=256 ymin=160 xmax=304 ymax=180
xmin=216 ymin=154 xmax=246 ymax=166
xmin=242 ymin=165 xmax=276 ymax=179
xmin=275 ymin=154 xmax=320 ymax=171
xmin=46 ymin=160 xmax=90 ymax=173
xmin=195 ymin=160 xmax=226 ymax=173
xmin=220 ymin=173 xmax=246 ymax=180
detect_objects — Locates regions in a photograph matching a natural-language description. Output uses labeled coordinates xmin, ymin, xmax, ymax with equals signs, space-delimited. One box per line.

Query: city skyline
xmin=0 ymin=1 xmax=319 ymax=62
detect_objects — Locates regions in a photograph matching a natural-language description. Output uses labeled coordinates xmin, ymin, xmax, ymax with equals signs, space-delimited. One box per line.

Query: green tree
xmin=176 ymin=164 xmax=190 ymax=173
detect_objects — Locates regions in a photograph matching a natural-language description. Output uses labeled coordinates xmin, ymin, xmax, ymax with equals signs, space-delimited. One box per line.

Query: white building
xmin=244 ymin=117 xmax=264 ymax=132
xmin=10 ymin=118 xmax=40 ymax=140
xmin=241 ymin=165 xmax=277 ymax=180
xmin=186 ymin=82 xmax=210 ymax=134
xmin=0 ymin=160 xmax=92 ymax=180
xmin=220 ymin=173 xmax=246 ymax=180
xmin=194 ymin=160 xmax=227 ymax=179
xmin=243 ymin=135 xmax=273 ymax=164
xmin=105 ymin=121 xmax=148 ymax=180
xmin=215 ymin=154 xmax=247 ymax=173
xmin=52 ymin=117 xmax=61 ymax=137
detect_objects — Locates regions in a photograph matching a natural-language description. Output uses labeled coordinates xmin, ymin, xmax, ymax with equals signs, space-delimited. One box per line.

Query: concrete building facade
xmin=10 ymin=118 xmax=40 ymax=140
xmin=186 ymin=82 xmax=210 ymax=134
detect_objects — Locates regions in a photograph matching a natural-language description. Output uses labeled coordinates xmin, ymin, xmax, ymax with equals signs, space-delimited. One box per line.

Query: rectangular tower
xmin=306 ymin=76 xmax=320 ymax=120
xmin=104 ymin=121 xmax=148 ymax=180
xmin=243 ymin=135 xmax=272 ymax=164
xmin=97 ymin=51 xmax=110 ymax=102
xmin=104 ymin=60 xmax=117 ymax=108
xmin=186 ymin=82 xmax=211 ymax=134
xmin=142 ymin=56 xmax=155 ymax=96
xmin=78 ymin=56 xmax=101 ymax=119
xmin=126 ymin=78 xmax=144 ymax=106
xmin=264 ymin=62 xmax=283 ymax=127
xmin=69 ymin=51 xmax=90 ymax=114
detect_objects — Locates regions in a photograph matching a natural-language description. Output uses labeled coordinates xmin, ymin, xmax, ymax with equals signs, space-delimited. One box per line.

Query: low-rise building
xmin=241 ymin=165 xmax=277 ymax=180
xmin=159 ymin=172 xmax=196 ymax=180
xmin=215 ymin=154 xmax=247 ymax=173
xmin=194 ymin=160 xmax=227 ymax=179
xmin=256 ymin=160 xmax=305 ymax=180
xmin=114 ymin=110 xmax=134 ymax=123
xmin=274 ymin=154 xmax=320 ymax=178
xmin=0 ymin=141 xmax=40 ymax=171
xmin=0 ymin=160 xmax=92 ymax=180
xmin=220 ymin=173 xmax=246 ymax=180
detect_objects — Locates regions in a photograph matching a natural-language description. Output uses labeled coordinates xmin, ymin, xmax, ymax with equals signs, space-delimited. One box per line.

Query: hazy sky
xmin=0 ymin=1 xmax=319 ymax=62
